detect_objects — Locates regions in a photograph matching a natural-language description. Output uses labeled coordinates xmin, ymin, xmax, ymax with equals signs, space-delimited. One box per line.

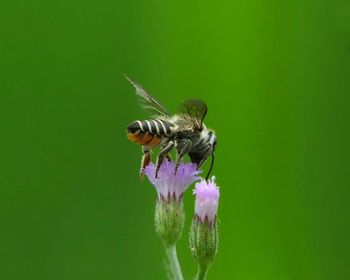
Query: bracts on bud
xmin=190 ymin=177 xmax=220 ymax=280
xmin=155 ymin=198 xmax=185 ymax=247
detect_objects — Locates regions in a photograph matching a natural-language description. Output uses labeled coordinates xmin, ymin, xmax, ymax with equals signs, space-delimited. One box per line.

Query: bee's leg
xmin=197 ymin=145 xmax=212 ymax=169
xmin=166 ymin=153 xmax=172 ymax=161
xmin=155 ymin=141 xmax=175 ymax=178
xmin=174 ymin=139 xmax=192 ymax=175
xmin=140 ymin=146 xmax=151 ymax=180
xmin=159 ymin=144 xmax=172 ymax=161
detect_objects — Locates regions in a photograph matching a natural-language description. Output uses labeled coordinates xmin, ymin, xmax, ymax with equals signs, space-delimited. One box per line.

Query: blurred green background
xmin=1 ymin=0 xmax=350 ymax=279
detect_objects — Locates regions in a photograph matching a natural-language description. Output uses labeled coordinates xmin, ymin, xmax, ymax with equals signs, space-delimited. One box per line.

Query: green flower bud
xmin=190 ymin=177 xmax=220 ymax=280
xmin=155 ymin=198 xmax=185 ymax=247
xmin=190 ymin=218 xmax=218 ymax=279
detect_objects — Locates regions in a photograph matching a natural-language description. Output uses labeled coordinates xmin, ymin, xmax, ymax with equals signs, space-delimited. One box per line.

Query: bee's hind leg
xmin=174 ymin=139 xmax=192 ymax=175
xmin=155 ymin=141 xmax=175 ymax=179
xmin=140 ymin=146 xmax=151 ymax=180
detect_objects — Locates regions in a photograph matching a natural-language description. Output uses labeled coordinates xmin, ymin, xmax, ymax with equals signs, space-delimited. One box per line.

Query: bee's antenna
xmin=205 ymin=154 xmax=215 ymax=180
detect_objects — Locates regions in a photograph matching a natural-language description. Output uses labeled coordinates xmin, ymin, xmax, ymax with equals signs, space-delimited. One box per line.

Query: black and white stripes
xmin=127 ymin=119 xmax=174 ymax=137
xmin=192 ymin=130 xmax=216 ymax=154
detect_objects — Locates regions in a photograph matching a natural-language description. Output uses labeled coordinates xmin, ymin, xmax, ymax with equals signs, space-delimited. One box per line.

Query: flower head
xmin=193 ymin=176 xmax=220 ymax=223
xmin=190 ymin=176 xmax=219 ymax=275
xmin=144 ymin=160 xmax=200 ymax=200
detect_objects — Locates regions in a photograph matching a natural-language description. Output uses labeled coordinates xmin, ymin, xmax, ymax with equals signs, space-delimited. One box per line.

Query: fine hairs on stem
xmin=196 ymin=268 xmax=208 ymax=280
xmin=165 ymin=245 xmax=184 ymax=280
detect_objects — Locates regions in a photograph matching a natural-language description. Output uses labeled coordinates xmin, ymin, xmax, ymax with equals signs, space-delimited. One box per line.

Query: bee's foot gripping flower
xmin=190 ymin=176 xmax=220 ymax=280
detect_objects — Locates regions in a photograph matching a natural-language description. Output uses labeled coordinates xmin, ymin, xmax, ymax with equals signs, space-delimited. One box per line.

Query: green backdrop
xmin=1 ymin=0 xmax=350 ymax=279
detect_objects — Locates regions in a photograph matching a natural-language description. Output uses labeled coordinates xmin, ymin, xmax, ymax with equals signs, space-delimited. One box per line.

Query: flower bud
xmin=190 ymin=177 xmax=219 ymax=279
xmin=155 ymin=198 xmax=185 ymax=247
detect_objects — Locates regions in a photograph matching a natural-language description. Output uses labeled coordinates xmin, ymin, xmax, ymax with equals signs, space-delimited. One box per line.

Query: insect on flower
xmin=125 ymin=76 xmax=217 ymax=179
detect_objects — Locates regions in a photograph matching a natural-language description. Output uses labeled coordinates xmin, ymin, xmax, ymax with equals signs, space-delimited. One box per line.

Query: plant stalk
xmin=165 ymin=245 xmax=184 ymax=280
xmin=196 ymin=267 xmax=208 ymax=280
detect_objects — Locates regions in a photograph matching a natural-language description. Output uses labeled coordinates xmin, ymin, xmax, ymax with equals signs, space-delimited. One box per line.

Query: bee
xmin=125 ymin=76 xmax=217 ymax=180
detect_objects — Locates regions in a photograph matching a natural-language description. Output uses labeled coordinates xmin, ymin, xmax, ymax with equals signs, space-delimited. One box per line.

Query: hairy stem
xmin=196 ymin=267 xmax=208 ymax=280
xmin=165 ymin=245 xmax=184 ymax=280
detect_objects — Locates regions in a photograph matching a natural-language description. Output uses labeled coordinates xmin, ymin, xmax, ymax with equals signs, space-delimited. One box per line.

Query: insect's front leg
xmin=197 ymin=144 xmax=212 ymax=169
xmin=155 ymin=141 xmax=175 ymax=178
xmin=174 ymin=139 xmax=193 ymax=175
xmin=140 ymin=145 xmax=151 ymax=180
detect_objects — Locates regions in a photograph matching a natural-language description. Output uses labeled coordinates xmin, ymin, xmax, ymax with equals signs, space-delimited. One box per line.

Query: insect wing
xmin=179 ymin=99 xmax=208 ymax=130
xmin=125 ymin=76 xmax=170 ymax=116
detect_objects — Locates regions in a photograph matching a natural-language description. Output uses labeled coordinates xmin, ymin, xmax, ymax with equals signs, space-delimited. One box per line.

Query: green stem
xmin=165 ymin=245 xmax=184 ymax=280
xmin=196 ymin=267 xmax=208 ymax=280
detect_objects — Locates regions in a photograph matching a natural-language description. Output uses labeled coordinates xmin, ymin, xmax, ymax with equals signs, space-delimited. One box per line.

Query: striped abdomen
xmin=127 ymin=119 xmax=173 ymax=147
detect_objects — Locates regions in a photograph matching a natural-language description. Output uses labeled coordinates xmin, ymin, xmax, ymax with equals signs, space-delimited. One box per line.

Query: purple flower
xmin=193 ymin=176 xmax=220 ymax=223
xmin=144 ymin=160 xmax=200 ymax=200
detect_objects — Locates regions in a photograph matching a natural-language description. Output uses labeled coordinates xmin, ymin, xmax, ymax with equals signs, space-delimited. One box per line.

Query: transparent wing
xmin=178 ymin=99 xmax=208 ymax=131
xmin=125 ymin=76 xmax=170 ymax=116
